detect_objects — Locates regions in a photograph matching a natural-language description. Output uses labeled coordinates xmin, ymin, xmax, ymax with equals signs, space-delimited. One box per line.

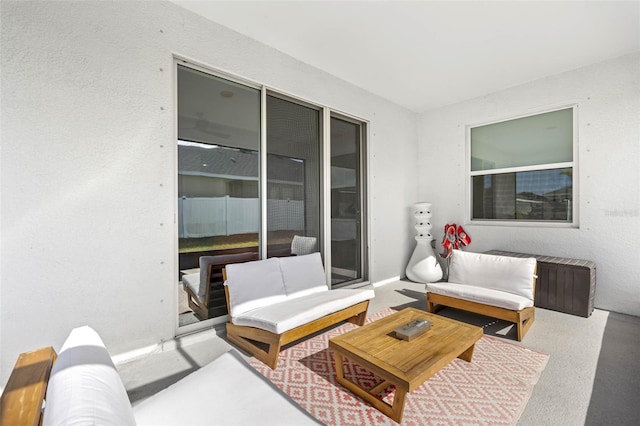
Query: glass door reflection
xmin=330 ymin=116 xmax=365 ymax=286
xmin=177 ymin=65 xmax=261 ymax=328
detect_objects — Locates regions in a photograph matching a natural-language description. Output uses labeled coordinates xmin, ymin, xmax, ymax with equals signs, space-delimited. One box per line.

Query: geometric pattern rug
xmin=248 ymin=308 xmax=549 ymax=425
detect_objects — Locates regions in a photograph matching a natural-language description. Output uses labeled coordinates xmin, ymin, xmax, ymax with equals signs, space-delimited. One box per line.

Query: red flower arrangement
xmin=440 ymin=223 xmax=471 ymax=259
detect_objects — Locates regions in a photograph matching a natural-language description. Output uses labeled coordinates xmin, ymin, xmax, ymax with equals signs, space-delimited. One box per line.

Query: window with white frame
xmin=469 ymin=107 xmax=575 ymax=224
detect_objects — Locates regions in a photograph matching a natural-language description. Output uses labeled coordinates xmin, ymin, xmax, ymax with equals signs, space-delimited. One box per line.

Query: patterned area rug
xmin=248 ymin=308 xmax=549 ymax=425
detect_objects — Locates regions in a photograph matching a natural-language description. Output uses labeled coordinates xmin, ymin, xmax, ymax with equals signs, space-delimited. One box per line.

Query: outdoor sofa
xmin=224 ymin=252 xmax=375 ymax=369
xmin=426 ymin=249 xmax=537 ymax=341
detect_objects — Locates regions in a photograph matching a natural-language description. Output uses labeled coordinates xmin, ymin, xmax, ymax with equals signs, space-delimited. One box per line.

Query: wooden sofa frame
xmin=223 ymin=269 xmax=369 ymax=370
xmin=0 ymin=346 xmax=56 ymax=426
xmin=427 ymin=265 xmax=537 ymax=342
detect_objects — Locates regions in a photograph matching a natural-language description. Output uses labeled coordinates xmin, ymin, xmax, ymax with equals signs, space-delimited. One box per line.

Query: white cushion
xmin=43 ymin=326 xmax=136 ymax=426
xmin=448 ymin=249 xmax=536 ymax=300
xmin=182 ymin=272 xmax=201 ymax=298
xmin=232 ymin=288 xmax=375 ymax=334
xmin=224 ymin=257 xmax=287 ymax=318
xmin=291 ymin=235 xmax=318 ymax=256
xmin=279 ymin=252 xmax=328 ymax=298
xmin=133 ymin=349 xmax=319 ymax=425
xmin=427 ymin=282 xmax=534 ymax=310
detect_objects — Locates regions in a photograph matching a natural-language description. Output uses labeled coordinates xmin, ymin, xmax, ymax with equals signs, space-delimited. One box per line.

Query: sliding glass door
xmin=177 ymin=65 xmax=261 ymax=327
xmin=330 ymin=115 xmax=366 ymax=286
xmin=266 ymin=95 xmax=321 ymax=258
xmin=176 ymin=61 xmax=368 ymax=331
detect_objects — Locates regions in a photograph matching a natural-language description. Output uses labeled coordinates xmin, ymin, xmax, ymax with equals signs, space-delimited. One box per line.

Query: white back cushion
xmin=225 ymin=257 xmax=287 ymax=318
xmin=290 ymin=235 xmax=318 ymax=256
xmin=279 ymin=253 xmax=328 ymax=299
xmin=43 ymin=326 xmax=136 ymax=426
xmin=448 ymin=250 xmax=536 ymax=300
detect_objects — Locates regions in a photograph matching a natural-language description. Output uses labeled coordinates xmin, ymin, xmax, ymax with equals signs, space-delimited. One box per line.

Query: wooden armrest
xmin=0 ymin=346 xmax=57 ymax=426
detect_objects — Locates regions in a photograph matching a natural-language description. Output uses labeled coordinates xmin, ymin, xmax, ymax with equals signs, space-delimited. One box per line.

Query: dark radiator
xmin=485 ymin=250 xmax=596 ymax=318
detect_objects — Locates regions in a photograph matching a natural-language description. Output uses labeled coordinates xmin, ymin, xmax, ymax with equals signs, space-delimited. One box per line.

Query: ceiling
xmin=171 ymin=1 xmax=640 ymax=113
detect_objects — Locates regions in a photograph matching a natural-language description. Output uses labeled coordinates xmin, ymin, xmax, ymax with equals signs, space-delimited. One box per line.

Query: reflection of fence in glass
xmin=515 ymin=168 xmax=572 ymax=221
xmin=473 ymin=168 xmax=572 ymax=221
xmin=515 ymin=197 xmax=572 ymax=221
xmin=178 ymin=196 xmax=304 ymax=238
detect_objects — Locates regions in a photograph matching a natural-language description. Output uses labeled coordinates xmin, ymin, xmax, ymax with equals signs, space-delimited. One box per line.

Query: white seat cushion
xmin=279 ymin=252 xmax=328 ymax=299
xmin=225 ymin=257 xmax=287 ymax=318
xmin=232 ymin=288 xmax=375 ymax=334
xmin=427 ymin=282 xmax=534 ymax=311
xmin=43 ymin=326 xmax=136 ymax=426
xmin=133 ymin=349 xmax=320 ymax=425
xmin=182 ymin=272 xmax=201 ymax=298
xmin=448 ymin=249 xmax=536 ymax=300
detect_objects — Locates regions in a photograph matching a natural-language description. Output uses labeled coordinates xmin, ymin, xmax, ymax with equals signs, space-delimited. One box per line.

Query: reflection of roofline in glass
xmin=517 ymin=186 xmax=572 ymax=200
xmin=178 ymin=139 xmax=254 ymax=154
xmin=178 ymin=171 xmax=303 ymax=186
xmin=178 ymin=140 xmax=219 ymax=149
xmin=516 ymin=198 xmax=545 ymax=204
xmin=178 ymin=171 xmax=258 ymax=181
xmin=178 ymin=141 xmax=306 ymax=185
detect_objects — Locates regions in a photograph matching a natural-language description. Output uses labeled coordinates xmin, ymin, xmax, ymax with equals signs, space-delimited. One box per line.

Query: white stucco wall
xmin=0 ymin=0 xmax=418 ymax=384
xmin=418 ymin=52 xmax=640 ymax=316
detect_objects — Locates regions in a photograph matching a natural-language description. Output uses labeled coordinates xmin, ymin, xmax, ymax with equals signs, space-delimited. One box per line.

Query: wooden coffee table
xmin=329 ymin=307 xmax=483 ymax=422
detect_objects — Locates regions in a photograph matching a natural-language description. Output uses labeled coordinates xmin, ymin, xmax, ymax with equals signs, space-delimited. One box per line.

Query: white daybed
xmin=0 ymin=326 xmax=321 ymax=425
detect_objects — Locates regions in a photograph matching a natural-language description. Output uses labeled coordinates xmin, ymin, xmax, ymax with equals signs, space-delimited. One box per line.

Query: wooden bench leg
xmin=265 ymin=340 xmax=282 ymax=369
xmin=426 ymin=296 xmax=442 ymax=313
xmin=226 ymin=323 xmax=283 ymax=369
xmin=517 ymin=307 xmax=535 ymax=341
xmin=347 ymin=310 xmax=367 ymax=326
xmin=428 ymin=292 xmax=536 ymax=341
xmin=225 ymin=300 xmax=371 ymax=369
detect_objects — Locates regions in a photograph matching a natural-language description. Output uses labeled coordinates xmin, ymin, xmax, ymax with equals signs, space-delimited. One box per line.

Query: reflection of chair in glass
xmin=291 ymin=235 xmax=318 ymax=256
xmin=182 ymin=252 xmax=258 ymax=319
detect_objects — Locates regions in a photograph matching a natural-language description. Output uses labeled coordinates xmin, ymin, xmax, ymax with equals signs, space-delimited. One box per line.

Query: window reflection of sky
xmin=517 ymin=169 xmax=572 ymax=195
xmin=483 ymin=169 xmax=572 ymax=195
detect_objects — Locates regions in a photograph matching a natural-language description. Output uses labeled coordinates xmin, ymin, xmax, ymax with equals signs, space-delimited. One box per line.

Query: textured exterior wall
xmin=418 ymin=52 xmax=640 ymax=316
xmin=0 ymin=0 xmax=418 ymax=384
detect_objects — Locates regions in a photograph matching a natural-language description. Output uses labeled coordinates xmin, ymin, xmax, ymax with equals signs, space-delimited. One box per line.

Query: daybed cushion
xmin=133 ymin=349 xmax=320 ymax=426
xmin=426 ymin=282 xmax=534 ymax=311
xmin=225 ymin=257 xmax=287 ymax=318
xmin=448 ymin=249 xmax=537 ymax=300
xmin=279 ymin=252 xmax=328 ymax=298
xmin=43 ymin=326 xmax=136 ymax=426
xmin=231 ymin=288 xmax=376 ymax=334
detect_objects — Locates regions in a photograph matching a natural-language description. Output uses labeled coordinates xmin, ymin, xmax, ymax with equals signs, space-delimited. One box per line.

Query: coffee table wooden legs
xmin=458 ymin=341 xmax=476 ymax=362
xmin=332 ymin=351 xmax=409 ymax=423
xmin=332 ymin=342 xmax=478 ymax=423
